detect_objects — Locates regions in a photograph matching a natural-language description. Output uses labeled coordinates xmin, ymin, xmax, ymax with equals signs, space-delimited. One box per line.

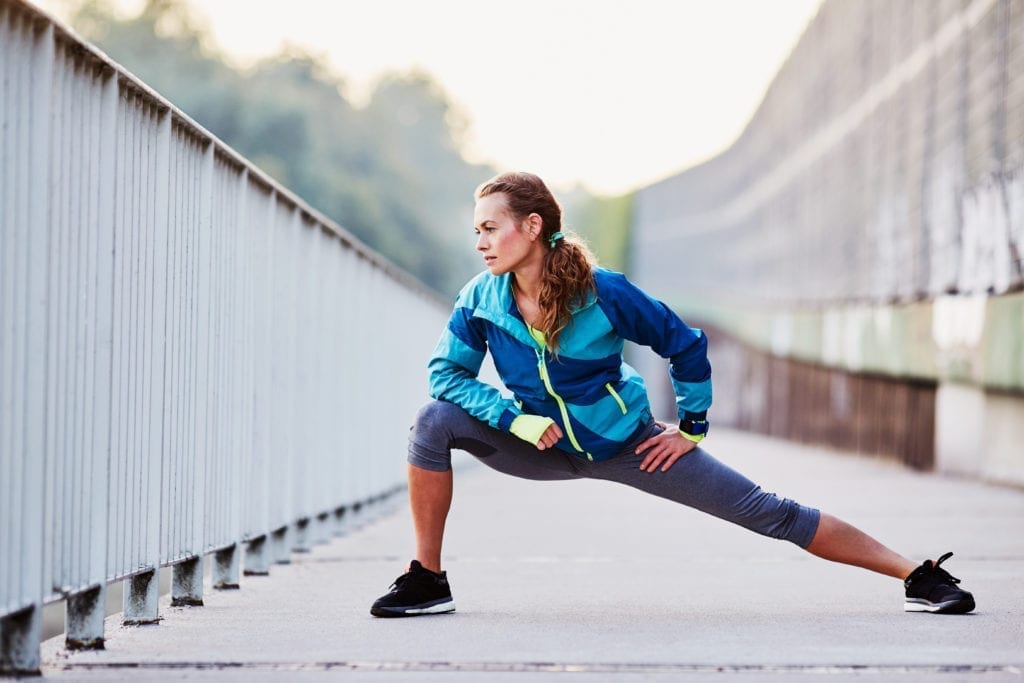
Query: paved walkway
xmin=37 ymin=430 xmax=1024 ymax=681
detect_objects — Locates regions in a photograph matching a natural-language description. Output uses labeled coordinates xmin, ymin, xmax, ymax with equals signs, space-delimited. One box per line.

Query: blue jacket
xmin=428 ymin=267 xmax=712 ymax=461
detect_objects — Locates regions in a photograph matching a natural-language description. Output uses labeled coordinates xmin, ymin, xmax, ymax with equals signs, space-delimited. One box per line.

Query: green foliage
xmin=569 ymin=192 xmax=634 ymax=273
xmin=69 ymin=0 xmax=491 ymax=296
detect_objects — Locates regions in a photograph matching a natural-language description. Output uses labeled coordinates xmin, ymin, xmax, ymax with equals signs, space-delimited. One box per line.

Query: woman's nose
xmin=476 ymin=234 xmax=488 ymax=250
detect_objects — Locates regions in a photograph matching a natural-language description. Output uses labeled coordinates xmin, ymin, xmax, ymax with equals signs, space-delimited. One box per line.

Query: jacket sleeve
xmin=427 ymin=303 xmax=521 ymax=432
xmin=595 ymin=270 xmax=712 ymax=421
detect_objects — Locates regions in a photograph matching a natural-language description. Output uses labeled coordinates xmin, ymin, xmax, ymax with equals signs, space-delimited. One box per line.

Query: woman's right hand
xmin=509 ymin=414 xmax=564 ymax=450
xmin=534 ymin=421 xmax=564 ymax=450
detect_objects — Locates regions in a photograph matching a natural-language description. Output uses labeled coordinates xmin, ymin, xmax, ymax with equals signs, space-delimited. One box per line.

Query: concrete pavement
xmin=35 ymin=429 xmax=1024 ymax=681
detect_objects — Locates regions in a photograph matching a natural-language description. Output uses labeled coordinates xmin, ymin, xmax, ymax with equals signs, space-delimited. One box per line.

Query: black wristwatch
xmin=678 ymin=416 xmax=709 ymax=442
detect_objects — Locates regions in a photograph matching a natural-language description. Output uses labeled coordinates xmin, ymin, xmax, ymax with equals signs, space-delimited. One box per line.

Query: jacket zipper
xmin=536 ymin=349 xmax=593 ymax=461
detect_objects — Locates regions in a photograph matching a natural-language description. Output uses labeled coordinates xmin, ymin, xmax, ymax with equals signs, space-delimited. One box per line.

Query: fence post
xmin=314 ymin=512 xmax=331 ymax=545
xmin=243 ymin=536 xmax=270 ymax=576
xmin=171 ymin=557 xmax=204 ymax=607
xmin=271 ymin=526 xmax=291 ymax=564
xmin=292 ymin=518 xmax=311 ymax=553
xmin=65 ymin=585 xmax=106 ymax=650
xmin=332 ymin=506 xmax=348 ymax=536
xmin=213 ymin=545 xmax=241 ymax=590
xmin=123 ymin=570 xmax=160 ymax=625
xmin=0 ymin=606 xmax=41 ymax=675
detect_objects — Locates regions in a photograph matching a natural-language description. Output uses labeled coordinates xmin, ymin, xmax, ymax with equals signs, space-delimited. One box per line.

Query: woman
xmin=370 ymin=171 xmax=974 ymax=617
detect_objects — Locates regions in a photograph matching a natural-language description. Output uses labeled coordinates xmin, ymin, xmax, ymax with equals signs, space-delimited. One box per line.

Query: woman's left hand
xmin=635 ymin=421 xmax=698 ymax=472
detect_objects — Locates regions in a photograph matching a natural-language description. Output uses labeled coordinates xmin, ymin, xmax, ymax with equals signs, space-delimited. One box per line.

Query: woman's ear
xmin=526 ymin=213 xmax=543 ymax=240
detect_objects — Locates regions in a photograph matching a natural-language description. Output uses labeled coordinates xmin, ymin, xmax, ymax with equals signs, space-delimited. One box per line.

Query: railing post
xmin=271 ymin=526 xmax=291 ymax=564
xmin=123 ymin=570 xmax=160 ymax=625
xmin=213 ymin=545 xmax=240 ymax=590
xmin=349 ymin=501 xmax=365 ymax=531
xmin=332 ymin=506 xmax=348 ymax=536
xmin=293 ymin=518 xmax=311 ymax=553
xmin=0 ymin=605 xmax=41 ymax=675
xmin=243 ymin=535 xmax=270 ymax=576
xmin=314 ymin=512 xmax=331 ymax=545
xmin=65 ymin=585 xmax=106 ymax=650
xmin=171 ymin=557 xmax=204 ymax=607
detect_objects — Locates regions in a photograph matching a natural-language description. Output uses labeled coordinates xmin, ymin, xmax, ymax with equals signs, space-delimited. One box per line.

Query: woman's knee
xmin=412 ymin=400 xmax=501 ymax=460
xmin=731 ymin=487 xmax=821 ymax=547
xmin=413 ymin=399 xmax=468 ymax=433
xmin=407 ymin=401 xmax=465 ymax=471
xmin=409 ymin=400 xmax=494 ymax=469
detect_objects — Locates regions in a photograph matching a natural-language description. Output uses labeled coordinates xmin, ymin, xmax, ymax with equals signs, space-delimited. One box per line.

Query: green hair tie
xmin=548 ymin=232 xmax=564 ymax=248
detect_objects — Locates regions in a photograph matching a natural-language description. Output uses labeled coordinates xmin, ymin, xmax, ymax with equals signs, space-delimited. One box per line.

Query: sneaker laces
xmin=928 ymin=552 xmax=961 ymax=585
xmin=388 ymin=571 xmax=412 ymax=592
xmin=388 ymin=562 xmax=434 ymax=591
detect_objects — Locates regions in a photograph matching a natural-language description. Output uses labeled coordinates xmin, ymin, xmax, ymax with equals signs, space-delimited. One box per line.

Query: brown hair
xmin=475 ymin=171 xmax=596 ymax=353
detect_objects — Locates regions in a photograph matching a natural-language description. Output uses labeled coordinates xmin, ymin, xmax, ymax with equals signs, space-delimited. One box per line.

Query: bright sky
xmin=45 ymin=0 xmax=824 ymax=196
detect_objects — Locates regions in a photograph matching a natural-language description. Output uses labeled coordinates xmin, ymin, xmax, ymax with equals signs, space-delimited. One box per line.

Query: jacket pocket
xmin=605 ymin=382 xmax=628 ymax=415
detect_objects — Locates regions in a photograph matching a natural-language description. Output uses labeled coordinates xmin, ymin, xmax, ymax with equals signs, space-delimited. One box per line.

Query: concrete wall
xmin=631 ymin=0 xmax=1024 ymax=487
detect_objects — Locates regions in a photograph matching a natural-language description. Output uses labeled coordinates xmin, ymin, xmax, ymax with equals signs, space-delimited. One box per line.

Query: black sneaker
xmin=370 ymin=560 xmax=456 ymax=617
xmin=904 ymin=552 xmax=975 ymax=614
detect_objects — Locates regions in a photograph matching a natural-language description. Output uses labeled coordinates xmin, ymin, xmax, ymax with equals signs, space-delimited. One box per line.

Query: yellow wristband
xmin=510 ymin=414 xmax=556 ymax=446
xmin=678 ymin=428 xmax=705 ymax=444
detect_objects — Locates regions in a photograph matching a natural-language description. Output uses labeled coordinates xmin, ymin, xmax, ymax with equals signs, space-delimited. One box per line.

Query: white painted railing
xmin=0 ymin=0 xmax=448 ymax=672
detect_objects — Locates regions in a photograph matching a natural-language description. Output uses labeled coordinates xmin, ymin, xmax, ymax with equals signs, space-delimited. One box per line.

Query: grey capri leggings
xmin=408 ymin=400 xmax=821 ymax=548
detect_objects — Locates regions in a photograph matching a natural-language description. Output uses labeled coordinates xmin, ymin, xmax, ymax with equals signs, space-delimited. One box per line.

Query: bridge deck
xmin=39 ymin=430 xmax=1024 ymax=680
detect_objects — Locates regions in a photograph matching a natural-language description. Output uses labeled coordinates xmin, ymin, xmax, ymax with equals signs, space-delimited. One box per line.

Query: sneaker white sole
xmin=403 ymin=599 xmax=456 ymax=615
xmin=371 ymin=599 xmax=456 ymax=617
xmin=904 ymin=597 xmax=974 ymax=614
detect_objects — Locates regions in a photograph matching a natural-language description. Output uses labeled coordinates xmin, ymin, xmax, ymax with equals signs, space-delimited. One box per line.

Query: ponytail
xmin=536 ymin=230 xmax=595 ymax=353
xmin=476 ymin=171 xmax=596 ymax=353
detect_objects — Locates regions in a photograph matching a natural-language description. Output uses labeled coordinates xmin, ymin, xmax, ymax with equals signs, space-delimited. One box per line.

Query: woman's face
xmin=473 ymin=193 xmax=541 ymax=276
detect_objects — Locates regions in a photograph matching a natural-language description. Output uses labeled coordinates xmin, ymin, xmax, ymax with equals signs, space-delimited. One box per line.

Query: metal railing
xmin=0 ymin=0 xmax=448 ymax=672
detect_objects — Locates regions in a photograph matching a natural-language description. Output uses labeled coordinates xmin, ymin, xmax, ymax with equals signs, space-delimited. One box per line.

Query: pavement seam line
xmin=48 ymin=661 xmax=1024 ymax=674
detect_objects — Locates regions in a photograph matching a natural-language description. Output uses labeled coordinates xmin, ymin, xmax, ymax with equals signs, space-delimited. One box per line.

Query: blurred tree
xmin=570 ymin=192 xmax=634 ymax=273
xmin=67 ymin=0 xmax=493 ymax=296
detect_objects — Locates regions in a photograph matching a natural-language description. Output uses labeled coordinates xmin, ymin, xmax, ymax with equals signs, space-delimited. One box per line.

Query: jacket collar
xmin=470 ymin=273 xmax=597 ymax=348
